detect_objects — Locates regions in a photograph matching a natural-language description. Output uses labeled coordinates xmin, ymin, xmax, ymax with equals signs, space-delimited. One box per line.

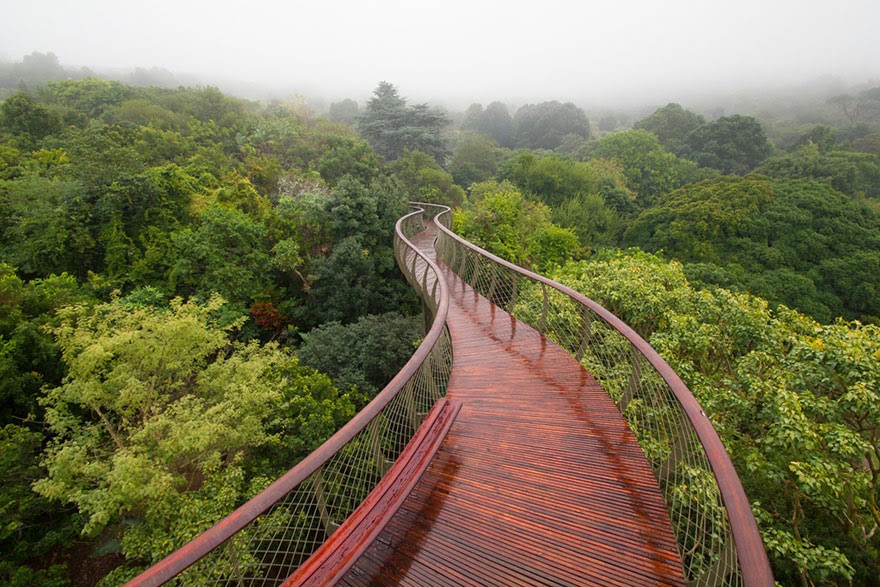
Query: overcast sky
xmin=2 ymin=0 xmax=878 ymax=107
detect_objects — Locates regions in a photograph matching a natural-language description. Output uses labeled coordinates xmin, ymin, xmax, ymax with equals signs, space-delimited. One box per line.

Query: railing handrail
xmin=418 ymin=202 xmax=772 ymax=586
xmin=126 ymin=207 xmax=450 ymax=586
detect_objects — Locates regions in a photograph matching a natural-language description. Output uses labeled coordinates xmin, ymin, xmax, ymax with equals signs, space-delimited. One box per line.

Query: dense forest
xmin=2 ymin=53 xmax=880 ymax=586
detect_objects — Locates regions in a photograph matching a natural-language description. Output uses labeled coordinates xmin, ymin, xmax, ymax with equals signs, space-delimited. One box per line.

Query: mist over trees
xmin=512 ymin=100 xmax=591 ymax=150
xmin=443 ymin=84 xmax=880 ymax=585
xmin=357 ymin=81 xmax=450 ymax=164
xmin=0 ymin=77 xmax=429 ymax=584
xmin=2 ymin=50 xmax=880 ymax=585
xmin=460 ymin=101 xmax=514 ymax=147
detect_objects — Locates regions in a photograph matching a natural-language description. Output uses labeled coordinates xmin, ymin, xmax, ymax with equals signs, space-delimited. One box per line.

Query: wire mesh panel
xmin=419 ymin=202 xmax=771 ymax=587
xmin=127 ymin=209 xmax=452 ymax=587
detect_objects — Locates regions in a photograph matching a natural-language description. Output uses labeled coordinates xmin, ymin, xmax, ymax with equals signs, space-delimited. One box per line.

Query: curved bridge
xmin=127 ymin=205 xmax=772 ymax=586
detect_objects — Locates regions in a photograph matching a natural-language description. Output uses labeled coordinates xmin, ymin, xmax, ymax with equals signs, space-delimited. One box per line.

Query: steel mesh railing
xmin=126 ymin=208 xmax=452 ymax=586
xmin=417 ymin=202 xmax=772 ymax=587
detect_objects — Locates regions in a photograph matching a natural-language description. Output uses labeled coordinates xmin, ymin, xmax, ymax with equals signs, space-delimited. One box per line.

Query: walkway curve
xmin=126 ymin=205 xmax=772 ymax=587
xmin=337 ymin=220 xmax=686 ymax=586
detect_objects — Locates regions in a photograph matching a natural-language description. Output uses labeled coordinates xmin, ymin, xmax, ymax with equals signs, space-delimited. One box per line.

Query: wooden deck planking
xmin=341 ymin=222 xmax=685 ymax=586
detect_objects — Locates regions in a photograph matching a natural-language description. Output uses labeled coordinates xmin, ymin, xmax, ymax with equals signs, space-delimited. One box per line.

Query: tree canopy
xmin=625 ymin=175 xmax=880 ymax=322
xmin=680 ymin=114 xmax=773 ymax=175
xmin=590 ymin=129 xmax=706 ymax=207
xmin=0 ymin=79 xmax=427 ymax=584
xmin=35 ymin=295 xmax=355 ymax=581
xmin=4 ymin=71 xmax=880 ymax=586
xmin=512 ymin=101 xmax=591 ymax=150
xmin=453 ymin=181 xmax=579 ymax=270
xmin=357 ymin=82 xmax=450 ymax=164
xmin=461 ymin=101 xmax=514 ymax=147
xmin=544 ymin=252 xmax=880 ymax=585
xmin=633 ymin=102 xmax=705 ymax=155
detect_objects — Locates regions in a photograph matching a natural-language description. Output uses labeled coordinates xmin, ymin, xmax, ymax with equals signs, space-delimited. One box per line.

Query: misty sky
xmin=2 ymin=0 xmax=878 ymax=106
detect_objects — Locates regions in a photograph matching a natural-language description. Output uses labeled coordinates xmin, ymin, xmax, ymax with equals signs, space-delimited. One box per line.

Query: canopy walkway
xmin=127 ymin=205 xmax=772 ymax=586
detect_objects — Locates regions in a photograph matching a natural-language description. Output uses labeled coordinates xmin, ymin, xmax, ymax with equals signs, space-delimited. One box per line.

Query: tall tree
xmin=298 ymin=312 xmax=422 ymax=400
xmin=828 ymin=87 xmax=880 ymax=125
xmin=453 ymin=181 xmax=579 ymax=270
xmin=503 ymin=151 xmax=593 ymax=208
xmin=357 ymin=82 xmax=449 ymax=164
xmin=390 ymin=149 xmax=464 ymax=207
xmin=756 ymin=143 xmax=880 ymax=199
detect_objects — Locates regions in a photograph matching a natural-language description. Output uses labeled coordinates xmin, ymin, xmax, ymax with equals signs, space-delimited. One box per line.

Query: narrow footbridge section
xmin=128 ymin=205 xmax=772 ymax=586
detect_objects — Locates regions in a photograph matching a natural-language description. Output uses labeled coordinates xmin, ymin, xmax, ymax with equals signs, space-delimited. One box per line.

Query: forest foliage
xmin=0 ymin=79 xmax=433 ymax=585
xmin=450 ymin=94 xmax=880 ymax=585
xmin=2 ymin=65 xmax=880 ymax=586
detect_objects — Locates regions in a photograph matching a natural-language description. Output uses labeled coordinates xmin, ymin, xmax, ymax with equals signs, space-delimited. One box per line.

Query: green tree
xmin=460 ymin=102 xmax=514 ymax=147
xmin=633 ymin=102 xmax=705 ymax=155
xmin=591 ymin=129 xmax=698 ymax=206
xmin=0 ymin=51 xmax=71 ymax=89
xmin=357 ymin=82 xmax=449 ymax=163
xmin=43 ymin=78 xmax=137 ymax=119
xmin=503 ymin=151 xmax=594 ymax=208
xmin=301 ymin=236 xmax=416 ymax=327
xmin=1 ymin=424 xmax=75 ymax=587
xmin=390 ymin=149 xmax=464 ymax=207
xmin=552 ymin=193 xmax=620 ymax=249
xmin=34 ymin=295 xmax=354 ymax=578
xmin=454 ymin=181 xmax=578 ymax=270
xmin=323 ymin=175 xmax=408 ymax=250
xmin=791 ymin=125 xmax=838 ymax=153
xmin=512 ymin=101 xmax=591 ymax=150
xmin=626 ymin=176 xmax=880 ymax=321
xmin=0 ymin=92 xmax=62 ymax=150
xmin=168 ymin=205 xmax=273 ymax=310
xmin=828 ymin=87 xmax=880 ymax=125
xmin=756 ymin=143 xmax=880 ymax=199
xmin=298 ymin=312 xmax=422 ymax=400
xmin=850 ymin=131 xmax=880 ymax=156
xmin=328 ymin=98 xmax=359 ymax=125
xmin=449 ymin=132 xmax=500 ymax=188
xmin=0 ymin=174 xmax=97 ymax=279
xmin=597 ymin=114 xmax=618 ymax=133
xmin=301 ymin=168 xmax=412 ymax=327
xmin=585 ymin=158 xmax=638 ymax=215
xmin=681 ymin=114 xmax=773 ymax=174
xmin=0 ymin=265 xmax=83 ymax=423
xmin=317 ymin=136 xmax=381 ymax=186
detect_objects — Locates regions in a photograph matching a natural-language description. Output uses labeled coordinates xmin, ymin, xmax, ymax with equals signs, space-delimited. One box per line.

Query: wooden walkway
xmin=340 ymin=222 xmax=686 ymax=586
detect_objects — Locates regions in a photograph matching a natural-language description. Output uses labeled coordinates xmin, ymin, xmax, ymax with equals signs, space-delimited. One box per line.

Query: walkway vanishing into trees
xmin=128 ymin=205 xmax=772 ymax=586
xmin=328 ymin=221 xmax=684 ymax=585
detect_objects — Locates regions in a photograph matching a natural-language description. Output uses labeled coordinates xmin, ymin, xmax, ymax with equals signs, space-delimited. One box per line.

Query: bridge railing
xmin=126 ymin=208 xmax=452 ymax=586
xmin=418 ymin=202 xmax=772 ymax=587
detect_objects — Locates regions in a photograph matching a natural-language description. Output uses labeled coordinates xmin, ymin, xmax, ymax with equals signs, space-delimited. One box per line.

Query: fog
xmin=2 ymin=0 xmax=878 ymax=109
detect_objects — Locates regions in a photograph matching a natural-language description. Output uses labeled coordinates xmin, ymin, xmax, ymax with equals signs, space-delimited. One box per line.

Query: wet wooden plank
xmin=283 ymin=399 xmax=462 ymax=587
xmin=342 ymin=222 xmax=685 ymax=586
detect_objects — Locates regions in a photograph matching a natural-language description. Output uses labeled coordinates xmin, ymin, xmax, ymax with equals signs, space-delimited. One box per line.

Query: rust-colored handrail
xmin=126 ymin=207 xmax=452 ymax=586
xmin=417 ymin=202 xmax=773 ymax=587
